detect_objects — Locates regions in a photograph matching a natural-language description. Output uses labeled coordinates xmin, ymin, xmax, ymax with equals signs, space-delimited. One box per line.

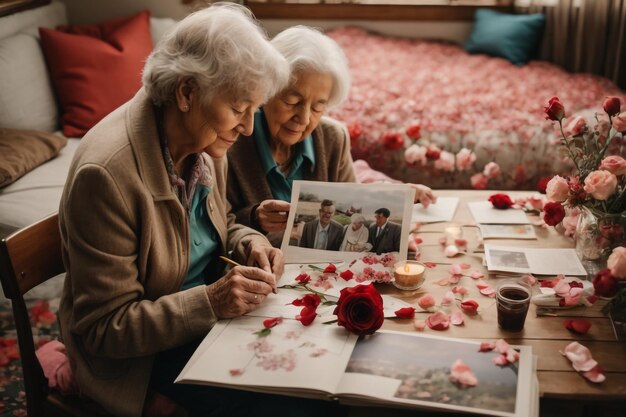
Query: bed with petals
xmin=327 ymin=27 xmax=624 ymax=190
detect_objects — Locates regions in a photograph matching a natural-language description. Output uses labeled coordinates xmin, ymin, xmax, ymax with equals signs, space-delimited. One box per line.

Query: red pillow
xmin=39 ymin=11 xmax=153 ymax=137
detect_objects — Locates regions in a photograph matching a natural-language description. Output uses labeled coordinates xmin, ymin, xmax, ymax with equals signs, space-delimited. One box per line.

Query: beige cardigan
xmin=58 ymin=89 xmax=265 ymax=417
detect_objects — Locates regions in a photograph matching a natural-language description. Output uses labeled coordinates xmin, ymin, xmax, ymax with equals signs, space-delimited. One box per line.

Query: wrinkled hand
xmin=206 ymin=266 xmax=276 ymax=319
xmin=256 ymin=199 xmax=290 ymax=233
xmin=245 ymin=235 xmax=285 ymax=281
xmin=409 ymin=183 xmax=437 ymax=208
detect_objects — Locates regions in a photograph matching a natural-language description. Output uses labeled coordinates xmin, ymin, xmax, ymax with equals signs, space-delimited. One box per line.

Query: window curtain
xmin=517 ymin=0 xmax=626 ymax=90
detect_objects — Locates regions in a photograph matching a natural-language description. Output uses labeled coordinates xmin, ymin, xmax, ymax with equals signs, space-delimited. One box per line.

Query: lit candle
xmin=393 ymin=261 xmax=426 ymax=290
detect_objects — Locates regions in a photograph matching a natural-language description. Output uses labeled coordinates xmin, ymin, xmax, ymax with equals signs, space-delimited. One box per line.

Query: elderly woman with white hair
xmin=339 ymin=213 xmax=372 ymax=252
xmin=56 ymin=4 xmax=340 ymax=417
xmin=227 ymin=26 xmax=436 ymax=244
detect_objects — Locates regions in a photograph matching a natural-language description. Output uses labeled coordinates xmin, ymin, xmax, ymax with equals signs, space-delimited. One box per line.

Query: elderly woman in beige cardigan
xmin=57 ymin=5 xmax=341 ymax=417
xmin=227 ymin=26 xmax=436 ymax=245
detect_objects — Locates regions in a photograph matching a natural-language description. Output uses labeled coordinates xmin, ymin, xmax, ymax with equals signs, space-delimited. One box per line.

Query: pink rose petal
xmin=452 ymin=286 xmax=468 ymax=295
xmin=413 ymin=319 xmax=426 ymax=331
xmin=492 ymin=354 xmax=510 ymax=366
xmin=460 ymin=299 xmax=479 ymax=314
xmin=444 ymin=245 xmax=460 ymax=257
xmin=426 ymin=311 xmax=450 ymax=331
xmin=561 ymin=342 xmax=598 ymax=372
xmin=475 ymin=279 xmax=489 ymax=289
xmin=441 ymin=291 xmax=455 ymax=305
xmin=449 ymin=359 xmax=477 ymax=387
xmin=479 ymin=286 xmax=496 ymax=297
xmin=418 ymin=294 xmax=437 ymax=310
xmin=470 ymin=271 xmax=484 ymax=279
xmin=479 ymin=342 xmax=496 ymax=352
xmin=449 ymin=264 xmax=463 ymax=275
xmin=495 ymin=339 xmax=511 ymax=354
xmin=450 ymin=311 xmax=465 ymax=326
xmin=229 ymin=368 xmax=244 ymax=376
xmin=435 ymin=277 xmax=450 ymax=286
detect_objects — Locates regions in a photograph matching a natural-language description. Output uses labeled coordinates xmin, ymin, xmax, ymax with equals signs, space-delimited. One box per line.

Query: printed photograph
xmin=281 ymin=181 xmax=413 ymax=263
xmin=488 ymin=249 xmax=530 ymax=269
xmin=346 ymin=332 xmax=521 ymax=414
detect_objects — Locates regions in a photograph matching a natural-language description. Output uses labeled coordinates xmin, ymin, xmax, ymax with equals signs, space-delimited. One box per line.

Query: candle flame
xmin=404 ymin=263 xmax=410 ymax=273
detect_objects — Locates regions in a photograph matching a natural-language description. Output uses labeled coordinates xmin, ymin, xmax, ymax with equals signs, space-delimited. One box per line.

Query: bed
xmin=327 ymin=27 xmax=624 ymax=190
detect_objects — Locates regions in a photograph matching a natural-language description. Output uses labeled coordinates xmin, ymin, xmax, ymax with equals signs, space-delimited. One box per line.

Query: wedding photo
xmin=281 ymin=181 xmax=414 ymax=263
xmin=488 ymin=249 xmax=530 ymax=269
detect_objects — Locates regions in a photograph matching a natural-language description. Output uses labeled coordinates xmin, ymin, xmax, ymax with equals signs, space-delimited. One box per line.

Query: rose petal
xmin=450 ymin=311 xmax=464 ymax=326
xmin=413 ymin=319 xmax=426 ymax=331
xmin=479 ymin=342 xmax=496 ymax=352
xmin=492 ymin=354 xmax=510 ymax=366
xmin=460 ymin=299 xmax=479 ymax=314
xmin=470 ymin=271 xmax=484 ymax=279
xmin=229 ymin=368 xmax=244 ymax=376
xmin=435 ymin=277 xmax=450 ymax=286
xmin=339 ymin=269 xmax=354 ymax=281
xmin=423 ymin=262 xmax=437 ymax=268
xmin=495 ymin=339 xmax=511 ymax=354
xmin=449 ymin=359 xmax=477 ymax=387
xmin=444 ymin=245 xmax=460 ymax=257
xmin=452 ymin=286 xmax=468 ymax=295
xmin=395 ymin=307 xmax=416 ymax=319
xmin=426 ymin=311 xmax=450 ymax=330
xmin=561 ymin=342 xmax=599 ymax=372
xmin=475 ymin=279 xmax=489 ymax=289
xmin=263 ymin=317 xmax=283 ymax=329
xmin=479 ymin=286 xmax=496 ymax=297
xmin=583 ymin=365 xmax=606 ymax=383
xmin=459 ymin=263 xmax=471 ymax=269
xmin=441 ymin=291 xmax=455 ymax=305
xmin=418 ymin=294 xmax=437 ymax=310
xmin=449 ymin=264 xmax=463 ymax=275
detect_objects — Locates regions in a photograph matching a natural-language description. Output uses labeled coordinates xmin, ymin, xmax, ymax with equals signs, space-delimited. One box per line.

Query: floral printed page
xmin=334 ymin=330 xmax=535 ymax=417
xmin=175 ymin=316 xmax=357 ymax=398
xmin=281 ymin=180 xmax=414 ymax=264
xmin=469 ymin=201 xmax=531 ymax=225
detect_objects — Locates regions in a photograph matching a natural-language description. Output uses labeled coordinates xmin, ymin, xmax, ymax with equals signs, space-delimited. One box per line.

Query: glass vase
xmin=574 ymin=207 xmax=626 ymax=279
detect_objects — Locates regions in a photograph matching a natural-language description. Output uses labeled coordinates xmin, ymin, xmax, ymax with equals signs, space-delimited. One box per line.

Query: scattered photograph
xmin=281 ymin=181 xmax=414 ymax=263
xmin=487 ymin=249 xmax=530 ymax=269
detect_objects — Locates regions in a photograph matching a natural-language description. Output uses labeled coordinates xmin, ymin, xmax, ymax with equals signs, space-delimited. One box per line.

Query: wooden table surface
xmin=375 ymin=190 xmax=626 ymax=409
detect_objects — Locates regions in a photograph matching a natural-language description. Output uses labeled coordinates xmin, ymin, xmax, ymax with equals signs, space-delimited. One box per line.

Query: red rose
xmin=425 ymin=144 xmax=441 ymax=160
xmin=488 ymin=193 xmax=514 ymax=209
xmin=563 ymin=319 xmax=592 ymax=334
xmin=323 ymin=264 xmax=337 ymax=274
xmin=382 ymin=132 xmax=404 ymax=150
xmin=333 ymin=284 xmax=384 ymax=335
xmin=542 ymin=201 xmax=566 ymax=226
xmin=405 ymin=124 xmax=421 ymax=140
xmin=603 ymin=96 xmax=621 ymax=116
xmin=544 ymin=96 xmax=565 ymax=121
xmin=394 ymin=307 xmax=416 ymax=319
xmin=592 ymin=268 xmax=619 ymax=298
xmin=537 ymin=176 xmax=552 ymax=194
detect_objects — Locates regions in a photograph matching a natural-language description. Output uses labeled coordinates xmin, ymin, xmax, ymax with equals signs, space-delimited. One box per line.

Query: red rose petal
xmin=394 ymin=307 xmax=416 ymax=319
xmin=339 ymin=269 xmax=354 ymax=281
xmin=564 ymin=319 xmax=592 ymax=334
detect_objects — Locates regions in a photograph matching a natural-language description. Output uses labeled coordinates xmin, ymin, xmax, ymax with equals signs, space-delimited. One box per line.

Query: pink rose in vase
xmin=546 ymin=175 xmax=570 ymax=202
xmin=470 ymin=173 xmax=488 ymax=190
xmin=613 ymin=115 xmax=626 ymax=133
xmin=583 ymin=170 xmax=618 ymax=200
xmin=607 ymin=247 xmax=626 ymax=279
xmin=599 ymin=155 xmax=626 ymax=176
xmin=455 ymin=148 xmax=476 ymax=171
xmin=483 ymin=162 xmax=501 ymax=179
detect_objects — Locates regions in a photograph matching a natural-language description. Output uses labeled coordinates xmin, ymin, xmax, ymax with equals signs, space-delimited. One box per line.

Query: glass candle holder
xmin=393 ymin=260 xmax=426 ymax=291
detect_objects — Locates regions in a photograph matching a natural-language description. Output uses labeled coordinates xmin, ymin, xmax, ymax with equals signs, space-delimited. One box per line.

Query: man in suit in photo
xmin=368 ymin=207 xmax=401 ymax=254
xmin=299 ymin=199 xmax=344 ymax=251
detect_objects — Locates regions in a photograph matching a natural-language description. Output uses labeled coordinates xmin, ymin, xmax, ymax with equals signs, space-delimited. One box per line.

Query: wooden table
xmin=363 ymin=190 xmax=625 ymax=417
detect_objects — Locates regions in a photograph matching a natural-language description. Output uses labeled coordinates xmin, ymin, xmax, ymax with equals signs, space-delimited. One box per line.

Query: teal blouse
xmin=181 ymin=184 xmax=219 ymax=290
xmin=253 ymin=110 xmax=315 ymax=202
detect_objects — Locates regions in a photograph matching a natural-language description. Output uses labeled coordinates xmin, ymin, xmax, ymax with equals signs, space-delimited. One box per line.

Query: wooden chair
xmin=0 ymin=213 xmax=113 ymax=417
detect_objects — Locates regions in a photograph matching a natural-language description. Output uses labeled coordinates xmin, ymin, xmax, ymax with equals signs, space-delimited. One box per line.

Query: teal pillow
xmin=465 ymin=9 xmax=545 ymax=66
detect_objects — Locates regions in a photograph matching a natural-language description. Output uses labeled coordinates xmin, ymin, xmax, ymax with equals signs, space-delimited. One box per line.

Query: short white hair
xmin=351 ymin=213 xmax=366 ymax=224
xmin=142 ymin=2 xmax=289 ymax=106
xmin=271 ymin=26 xmax=350 ymax=109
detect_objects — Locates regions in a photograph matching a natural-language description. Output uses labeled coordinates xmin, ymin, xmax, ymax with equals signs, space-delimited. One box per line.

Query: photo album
xmin=176 ymin=318 xmax=536 ymax=417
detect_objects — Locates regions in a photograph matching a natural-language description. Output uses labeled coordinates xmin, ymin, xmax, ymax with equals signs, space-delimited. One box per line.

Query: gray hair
xmin=142 ymin=2 xmax=289 ymax=106
xmin=351 ymin=213 xmax=366 ymax=225
xmin=271 ymin=26 xmax=350 ymax=109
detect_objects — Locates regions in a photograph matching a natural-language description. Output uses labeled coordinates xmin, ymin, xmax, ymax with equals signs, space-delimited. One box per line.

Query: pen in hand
xmin=219 ymin=256 xmax=278 ymax=294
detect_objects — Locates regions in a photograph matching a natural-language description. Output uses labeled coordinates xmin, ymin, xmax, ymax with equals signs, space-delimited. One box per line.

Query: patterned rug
xmin=0 ymin=278 xmax=62 ymax=417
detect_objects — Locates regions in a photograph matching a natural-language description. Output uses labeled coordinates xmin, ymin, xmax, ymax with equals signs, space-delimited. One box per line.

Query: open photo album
xmin=280 ymin=181 xmax=415 ymax=264
xmin=176 ymin=317 xmax=536 ymax=417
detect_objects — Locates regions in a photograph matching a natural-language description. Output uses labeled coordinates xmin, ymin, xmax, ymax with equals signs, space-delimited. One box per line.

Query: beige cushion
xmin=0 ymin=128 xmax=67 ymax=188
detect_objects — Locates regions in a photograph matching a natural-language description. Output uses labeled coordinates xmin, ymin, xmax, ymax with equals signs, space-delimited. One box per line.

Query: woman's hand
xmin=255 ymin=199 xmax=290 ymax=232
xmin=245 ymin=235 xmax=285 ymax=280
xmin=206 ymin=266 xmax=276 ymax=319
xmin=409 ymin=183 xmax=437 ymax=208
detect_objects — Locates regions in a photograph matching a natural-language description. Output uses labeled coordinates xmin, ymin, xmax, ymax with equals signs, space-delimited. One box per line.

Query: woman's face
xmin=263 ymin=70 xmax=333 ymax=147
xmin=188 ymin=88 xmax=264 ymax=158
xmin=352 ymin=222 xmax=363 ymax=231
